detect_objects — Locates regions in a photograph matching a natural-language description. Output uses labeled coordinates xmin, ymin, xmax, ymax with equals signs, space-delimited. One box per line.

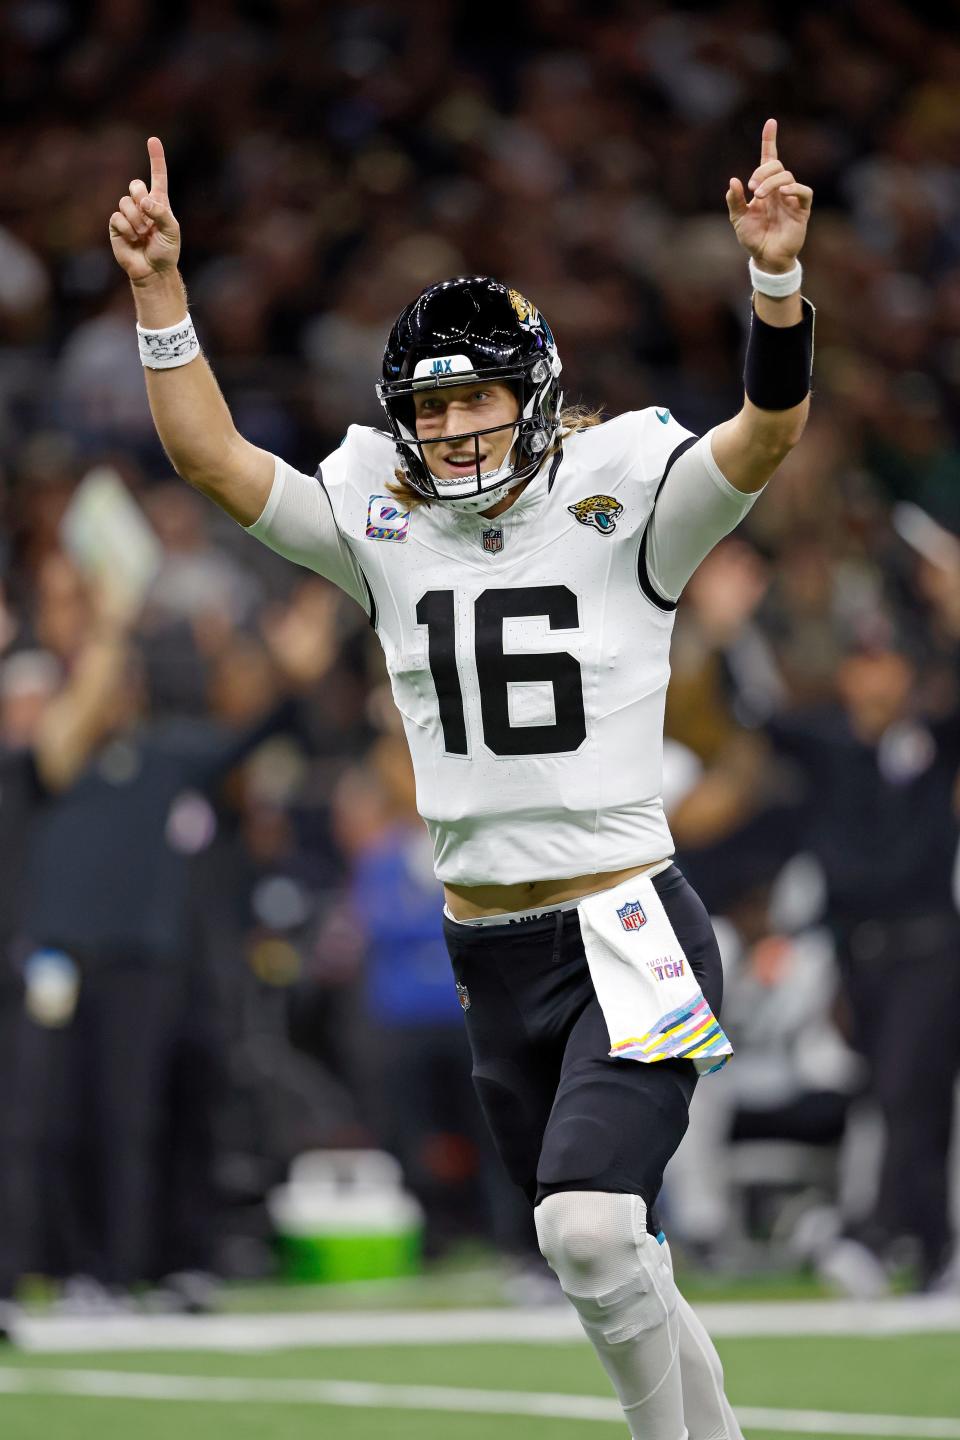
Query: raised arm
xmin=33 ymin=582 xmax=133 ymax=791
xmin=109 ymin=137 xmax=273 ymax=525
xmin=712 ymin=118 xmax=815 ymax=493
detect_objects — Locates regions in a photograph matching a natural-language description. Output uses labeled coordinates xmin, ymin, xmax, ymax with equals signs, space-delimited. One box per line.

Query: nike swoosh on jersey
xmin=656 ymin=409 xmax=670 ymax=423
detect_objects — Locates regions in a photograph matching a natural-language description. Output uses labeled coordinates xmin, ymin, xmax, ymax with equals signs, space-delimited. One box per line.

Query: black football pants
xmin=443 ymin=864 xmax=723 ymax=1216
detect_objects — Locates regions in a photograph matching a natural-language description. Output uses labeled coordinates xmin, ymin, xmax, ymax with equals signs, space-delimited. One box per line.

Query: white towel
xmin=577 ymin=874 xmax=732 ymax=1077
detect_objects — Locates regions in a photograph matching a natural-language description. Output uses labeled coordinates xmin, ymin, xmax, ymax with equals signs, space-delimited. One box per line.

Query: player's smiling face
xmin=413 ymin=381 xmax=519 ymax=481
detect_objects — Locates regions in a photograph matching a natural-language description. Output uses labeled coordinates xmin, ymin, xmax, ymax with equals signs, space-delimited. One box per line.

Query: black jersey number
xmin=416 ymin=586 xmax=587 ymax=757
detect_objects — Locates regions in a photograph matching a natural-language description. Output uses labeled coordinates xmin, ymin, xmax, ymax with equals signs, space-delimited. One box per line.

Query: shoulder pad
xmin=320 ymin=424 xmax=397 ymax=492
xmin=561 ymin=409 xmax=697 ymax=487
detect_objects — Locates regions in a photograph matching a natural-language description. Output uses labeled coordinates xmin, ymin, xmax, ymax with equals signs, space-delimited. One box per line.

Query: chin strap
xmin=434 ymin=475 xmax=519 ymax=513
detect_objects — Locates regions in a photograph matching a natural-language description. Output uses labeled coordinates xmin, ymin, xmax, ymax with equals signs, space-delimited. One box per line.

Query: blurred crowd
xmin=1 ymin=0 xmax=960 ymax=1317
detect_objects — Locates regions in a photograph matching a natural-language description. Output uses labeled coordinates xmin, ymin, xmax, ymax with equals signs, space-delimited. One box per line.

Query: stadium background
xmin=1 ymin=1 xmax=959 ymax=1435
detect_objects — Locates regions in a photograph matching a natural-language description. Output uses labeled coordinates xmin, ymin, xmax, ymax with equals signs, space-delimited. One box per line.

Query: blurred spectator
xmin=669 ymin=563 xmax=960 ymax=1289
xmin=0 ymin=595 xmax=134 ymax=1334
xmin=764 ymin=626 xmax=960 ymax=1291
xmin=332 ymin=734 xmax=535 ymax=1260
xmin=19 ymin=580 xmax=336 ymax=1304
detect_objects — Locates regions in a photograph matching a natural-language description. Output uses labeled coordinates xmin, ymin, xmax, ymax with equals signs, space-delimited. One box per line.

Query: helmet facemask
xmin=378 ymin=356 xmax=562 ymax=512
xmin=377 ymin=278 xmax=564 ymax=512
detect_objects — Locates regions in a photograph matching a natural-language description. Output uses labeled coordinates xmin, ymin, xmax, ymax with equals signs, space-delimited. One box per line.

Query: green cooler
xmin=269 ymin=1149 xmax=424 ymax=1284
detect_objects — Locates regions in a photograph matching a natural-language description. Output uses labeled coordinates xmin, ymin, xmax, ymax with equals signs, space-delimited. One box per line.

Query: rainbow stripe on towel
xmin=610 ymin=996 xmax=732 ymax=1073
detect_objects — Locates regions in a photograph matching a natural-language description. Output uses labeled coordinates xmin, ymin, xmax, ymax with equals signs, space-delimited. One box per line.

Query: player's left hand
xmin=726 ymin=119 xmax=813 ymax=272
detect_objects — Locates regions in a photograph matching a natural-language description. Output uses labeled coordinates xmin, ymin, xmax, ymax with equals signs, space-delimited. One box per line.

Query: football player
xmin=111 ymin=117 xmax=813 ymax=1439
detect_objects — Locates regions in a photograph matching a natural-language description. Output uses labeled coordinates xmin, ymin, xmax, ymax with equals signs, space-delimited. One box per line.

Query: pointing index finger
xmin=147 ymin=136 xmax=168 ymax=198
xmin=760 ymin=117 xmax=778 ymax=165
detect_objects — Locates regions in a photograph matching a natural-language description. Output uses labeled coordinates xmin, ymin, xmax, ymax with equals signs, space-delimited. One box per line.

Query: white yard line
xmin=0 ymin=1368 xmax=959 ymax=1437
xmin=11 ymin=1297 xmax=960 ymax=1353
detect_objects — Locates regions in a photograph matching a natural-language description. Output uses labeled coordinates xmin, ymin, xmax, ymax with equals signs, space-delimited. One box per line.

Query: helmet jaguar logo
xmin=568 ymin=495 xmax=624 ymax=535
xmin=508 ymin=288 xmax=540 ymax=329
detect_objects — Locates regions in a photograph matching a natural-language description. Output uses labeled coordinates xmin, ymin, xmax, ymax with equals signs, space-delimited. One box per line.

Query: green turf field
xmin=1 ymin=1329 xmax=958 ymax=1440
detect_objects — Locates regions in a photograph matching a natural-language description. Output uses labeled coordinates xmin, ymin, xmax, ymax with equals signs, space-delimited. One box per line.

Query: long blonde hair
xmin=387 ymin=403 xmax=606 ymax=509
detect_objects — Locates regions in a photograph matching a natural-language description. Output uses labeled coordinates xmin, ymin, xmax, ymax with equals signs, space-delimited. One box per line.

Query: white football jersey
xmin=248 ymin=411 xmax=761 ymax=885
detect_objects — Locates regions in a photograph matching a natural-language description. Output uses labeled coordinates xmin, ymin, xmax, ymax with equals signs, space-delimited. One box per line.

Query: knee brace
xmin=536 ymin=1191 xmax=686 ymax=1438
xmin=534 ymin=1190 xmax=677 ymax=1346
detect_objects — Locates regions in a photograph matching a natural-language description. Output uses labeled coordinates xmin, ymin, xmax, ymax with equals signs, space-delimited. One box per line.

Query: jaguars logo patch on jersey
xmin=567 ymin=494 xmax=624 ymax=535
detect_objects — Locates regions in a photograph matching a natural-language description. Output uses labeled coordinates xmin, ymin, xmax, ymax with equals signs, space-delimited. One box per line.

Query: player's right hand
xmin=109 ymin=136 xmax=180 ymax=283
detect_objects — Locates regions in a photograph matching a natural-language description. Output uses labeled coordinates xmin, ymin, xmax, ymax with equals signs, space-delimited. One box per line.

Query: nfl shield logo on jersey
xmin=366 ymin=495 xmax=410 ymax=542
xmin=481 ymin=527 xmax=504 ymax=554
xmin=617 ymin=900 xmax=647 ymax=932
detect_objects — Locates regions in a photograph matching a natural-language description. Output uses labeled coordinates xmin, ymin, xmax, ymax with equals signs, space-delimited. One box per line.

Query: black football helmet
xmin=377 ymin=276 xmax=563 ymax=510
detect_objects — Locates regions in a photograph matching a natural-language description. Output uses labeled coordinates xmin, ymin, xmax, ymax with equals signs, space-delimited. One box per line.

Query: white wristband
xmin=749 ymin=257 xmax=802 ymax=298
xmin=136 ymin=313 xmax=200 ymax=369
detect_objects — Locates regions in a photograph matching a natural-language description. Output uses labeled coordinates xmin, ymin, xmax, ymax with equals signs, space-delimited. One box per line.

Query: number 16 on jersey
xmin=415 ymin=586 xmax=588 ymax=758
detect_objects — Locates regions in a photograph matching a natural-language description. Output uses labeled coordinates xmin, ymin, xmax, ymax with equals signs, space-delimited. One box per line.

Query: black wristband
xmin=743 ymin=296 xmax=815 ymax=410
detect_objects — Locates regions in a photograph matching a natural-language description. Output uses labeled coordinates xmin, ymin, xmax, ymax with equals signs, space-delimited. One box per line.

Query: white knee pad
xmin=534 ymin=1190 xmax=678 ymax=1346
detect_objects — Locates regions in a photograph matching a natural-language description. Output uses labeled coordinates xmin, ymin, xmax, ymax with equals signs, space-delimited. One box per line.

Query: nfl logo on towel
xmin=617 ymin=900 xmax=647 ymax=932
xmin=482 ymin=527 xmax=504 ymax=554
